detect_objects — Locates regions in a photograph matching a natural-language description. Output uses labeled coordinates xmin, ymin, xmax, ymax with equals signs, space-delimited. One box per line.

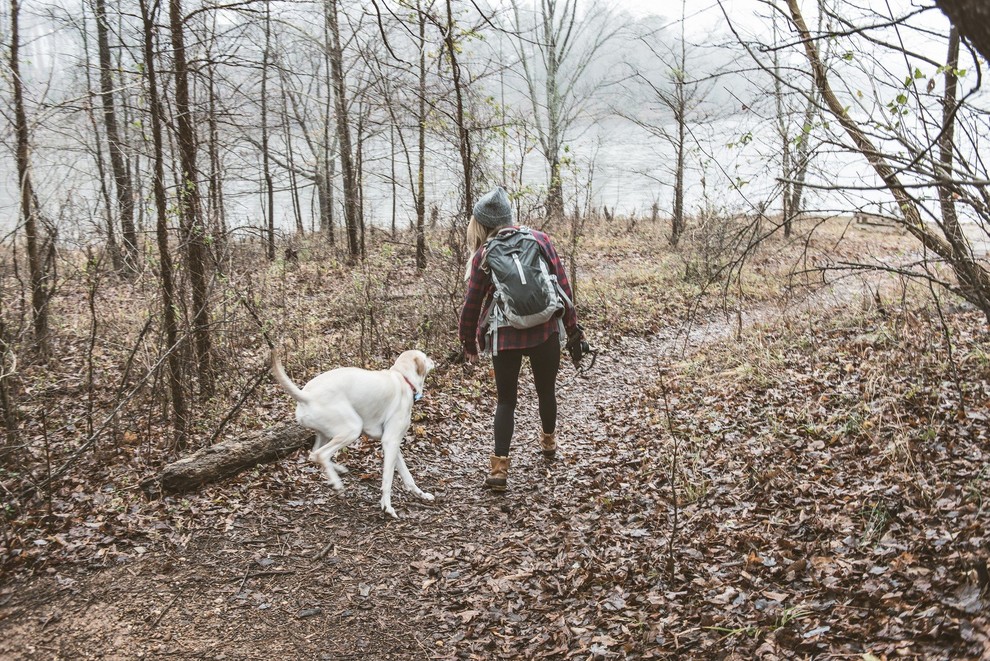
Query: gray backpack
xmin=482 ymin=227 xmax=572 ymax=355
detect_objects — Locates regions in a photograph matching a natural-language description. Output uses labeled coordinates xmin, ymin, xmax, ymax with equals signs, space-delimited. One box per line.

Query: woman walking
xmin=459 ymin=186 xmax=587 ymax=491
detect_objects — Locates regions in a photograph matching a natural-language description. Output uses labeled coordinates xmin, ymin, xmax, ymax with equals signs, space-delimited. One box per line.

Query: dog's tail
xmin=271 ymin=351 xmax=309 ymax=403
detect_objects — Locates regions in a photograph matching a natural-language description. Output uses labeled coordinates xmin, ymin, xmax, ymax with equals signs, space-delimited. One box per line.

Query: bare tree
xmin=622 ymin=1 xmax=712 ymax=247
xmin=76 ymin=6 xmax=122 ymax=271
xmin=261 ymin=0 xmax=276 ymax=259
xmin=442 ymin=0 xmax=474 ymax=219
xmin=259 ymin=0 xmax=275 ymax=261
xmin=783 ymin=0 xmax=990 ymax=320
xmin=770 ymin=5 xmax=824 ymax=237
xmin=199 ymin=9 xmax=227 ymax=240
xmin=665 ymin=2 xmax=690 ymax=246
xmin=168 ymin=0 xmax=214 ymax=392
xmin=279 ymin=65 xmax=338 ymax=239
xmin=364 ymin=0 xmax=436 ymax=268
xmin=9 ymin=0 xmax=50 ymax=352
xmin=140 ymin=0 xmax=187 ymax=447
xmin=92 ymin=0 xmax=138 ymax=267
xmin=327 ymin=0 xmax=361 ymax=259
xmin=278 ymin=62 xmax=304 ymax=235
xmin=508 ymin=0 xmax=618 ymax=219
xmin=414 ymin=0 xmax=429 ymax=269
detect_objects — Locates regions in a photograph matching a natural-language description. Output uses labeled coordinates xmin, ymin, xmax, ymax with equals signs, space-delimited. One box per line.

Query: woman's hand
xmin=464 ymin=351 xmax=479 ymax=364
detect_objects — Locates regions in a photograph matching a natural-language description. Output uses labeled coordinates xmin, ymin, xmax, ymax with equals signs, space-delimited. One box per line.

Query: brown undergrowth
xmin=6 ymin=214 xmax=981 ymax=659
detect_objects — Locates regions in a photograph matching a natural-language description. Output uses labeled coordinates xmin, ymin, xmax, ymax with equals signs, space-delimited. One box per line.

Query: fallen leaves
xmin=3 ymin=236 xmax=988 ymax=659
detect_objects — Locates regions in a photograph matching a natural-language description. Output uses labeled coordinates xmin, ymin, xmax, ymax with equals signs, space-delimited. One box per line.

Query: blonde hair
xmin=464 ymin=216 xmax=500 ymax=280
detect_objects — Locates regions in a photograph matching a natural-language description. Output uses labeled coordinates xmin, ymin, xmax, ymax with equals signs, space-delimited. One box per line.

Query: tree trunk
xmin=280 ymin=70 xmax=304 ymax=235
xmin=326 ymin=0 xmax=361 ymax=259
xmin=140 ymin=0 xmax=188 ymax=448
xmin=168 ymin=0 xmax=214 ymax=394
xmin=94 ymin=0 xmax=138 ymax=267
xmin=320 ymin=20 xmax=335 ymax=244
xmin=205 ymin=11 xmax=227 ymax=242
xmin=415 ymin=2 xmax=427 ymax=270
xmin=316 ymin=172 xmax=333 ymax=238
xmin=261 ymin=0 xmax=275 ymax=260
xmin=356 ymin=100 xmax=366 ymax=259
xmin=544 ymin=8 xmax=564 ymax=221
xmin=79 ymin=10 xmax=122 ymax=272
xmin=788 ymin=86 xmax=817 ymax=218
xmin=671 ymin=110 xmax=685 ymax=247
xmin=547 ymin=157 xmax=564 ymax=222
xmin=10 ymin=0 xmax=48 ymax=353
xmin=933 ymin=29 xmax=983 ymax=311
xmin=934 ymin=0 xmax=990 ymax=63
xmin=390 ymin=122 xmax=397 ymax=238
xmin=771 ymin=20 xmax=793 ymax=239
xmin=669 ymin=4 xmax=688 ymax=248
xmin=445 ymin=0 xmax=473 ymax=219
xmin=140 ymin=423 xmax=313 ymax=497
xmin=787 ymin=0 xmax=824 ymax=224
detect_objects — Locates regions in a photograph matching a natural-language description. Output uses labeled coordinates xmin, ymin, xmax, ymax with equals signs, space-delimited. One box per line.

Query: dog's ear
xmin=414 ymin=353 xmax=427 ymax=376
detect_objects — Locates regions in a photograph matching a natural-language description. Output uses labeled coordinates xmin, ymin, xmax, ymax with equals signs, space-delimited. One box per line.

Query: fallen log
xmin=141 ymin=422 xmax=314 ymax=498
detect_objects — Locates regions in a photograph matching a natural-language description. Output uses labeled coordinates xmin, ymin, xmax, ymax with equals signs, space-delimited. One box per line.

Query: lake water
xmin=1 ymin=117 xmax=987 ymax=256
xmin=0 ymin=116 xmax=859 ymax=232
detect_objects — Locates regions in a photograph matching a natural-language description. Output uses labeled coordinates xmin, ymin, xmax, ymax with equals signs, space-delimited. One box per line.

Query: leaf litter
xmin=1 ymin=228 xmax=988 ymax=659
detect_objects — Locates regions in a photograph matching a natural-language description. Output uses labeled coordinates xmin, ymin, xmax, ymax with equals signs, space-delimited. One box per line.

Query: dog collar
xmin=403 ymin=375 xmax=423 ymax=402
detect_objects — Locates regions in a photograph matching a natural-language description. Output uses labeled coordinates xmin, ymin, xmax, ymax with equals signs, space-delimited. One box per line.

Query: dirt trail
xmin=0 ymin=268 xmax=918 ymax=660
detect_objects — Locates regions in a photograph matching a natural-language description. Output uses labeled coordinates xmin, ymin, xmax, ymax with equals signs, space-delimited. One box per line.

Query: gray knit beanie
xmin=473 ymin=186 xmax=513 ymax=228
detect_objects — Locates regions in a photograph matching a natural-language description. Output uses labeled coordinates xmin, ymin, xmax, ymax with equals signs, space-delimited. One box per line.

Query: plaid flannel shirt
xmin=459 ymin=228 xmax=579 ymax=355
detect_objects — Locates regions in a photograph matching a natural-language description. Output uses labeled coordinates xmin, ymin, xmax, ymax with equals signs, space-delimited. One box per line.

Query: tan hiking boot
xmin=540 ymin=432 xmax=556 ymax=459
xmin=485 ymin=455 xmax=509 ymax=492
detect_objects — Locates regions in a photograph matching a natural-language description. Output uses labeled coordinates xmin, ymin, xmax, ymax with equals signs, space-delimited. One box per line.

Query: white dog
xmin=271 ymin=350 xmax=436 ymax=518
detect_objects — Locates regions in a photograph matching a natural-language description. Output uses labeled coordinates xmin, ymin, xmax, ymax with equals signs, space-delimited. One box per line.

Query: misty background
xmin=0 ymin=0 xmax=982 ymax=249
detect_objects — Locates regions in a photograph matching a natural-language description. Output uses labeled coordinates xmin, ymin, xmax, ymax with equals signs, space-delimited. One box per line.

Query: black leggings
xmin=491 ymin=335 xmax=560 ymax=456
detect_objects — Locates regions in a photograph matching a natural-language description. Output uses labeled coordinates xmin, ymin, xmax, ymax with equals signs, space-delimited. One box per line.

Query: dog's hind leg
xmin=310 ymin=427 xmax=360 ymax=493
xmin=312 ymin=432 xmax=328 ymax=453
xmin=310 ymin=433 xmax=347 ymax=473
xmin=395 ymin=451 xmax=434 ymax=503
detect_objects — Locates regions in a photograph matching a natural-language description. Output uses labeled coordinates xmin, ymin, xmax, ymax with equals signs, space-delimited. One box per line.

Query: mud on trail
xmin=2 ymin=228 xmax=989 ymax=660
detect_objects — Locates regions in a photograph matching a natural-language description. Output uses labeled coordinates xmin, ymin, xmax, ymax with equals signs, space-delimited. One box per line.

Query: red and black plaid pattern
xmin=459 ymin=228 xmax=578 ymax=355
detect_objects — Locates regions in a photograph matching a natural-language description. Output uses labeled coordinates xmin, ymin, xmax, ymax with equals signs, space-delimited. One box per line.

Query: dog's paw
xmin=380 ymin=500 xmax=399 ymax=519
xmin=330 ymin=461 xmax=349 ymax=474
xmin=418 ymin=491 xmax=435 ymax=502
xmin=379 ymin=498 xmax=399 ymax=519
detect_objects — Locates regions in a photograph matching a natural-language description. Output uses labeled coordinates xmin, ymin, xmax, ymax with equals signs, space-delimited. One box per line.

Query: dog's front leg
xmin=395 ymin=451 xmax=434 ymax=503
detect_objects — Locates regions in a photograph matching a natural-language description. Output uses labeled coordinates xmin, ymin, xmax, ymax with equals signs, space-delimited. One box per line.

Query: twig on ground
xmin=149 ymin=591 xmax=183 ymax=629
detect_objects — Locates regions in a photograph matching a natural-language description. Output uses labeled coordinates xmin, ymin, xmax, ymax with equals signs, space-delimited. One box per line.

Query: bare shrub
xmin=679 ymin=203 xmax=747 ymax=284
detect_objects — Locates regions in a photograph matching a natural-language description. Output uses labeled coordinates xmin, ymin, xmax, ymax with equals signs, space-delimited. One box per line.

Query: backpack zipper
xmin=513 ymin=255 xmax=527 ymax=284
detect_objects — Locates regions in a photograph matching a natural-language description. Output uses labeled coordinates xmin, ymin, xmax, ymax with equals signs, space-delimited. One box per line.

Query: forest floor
xmin=1 ymin=217 xmax=989 ymax=659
